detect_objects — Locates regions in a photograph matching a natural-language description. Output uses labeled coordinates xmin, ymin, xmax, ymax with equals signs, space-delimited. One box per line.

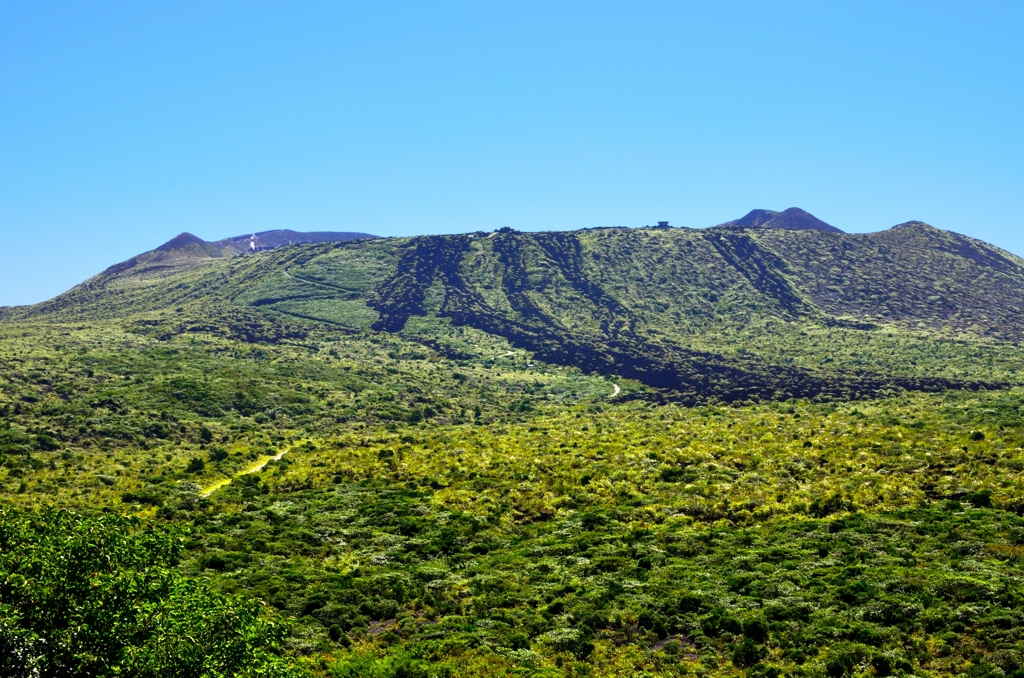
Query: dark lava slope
xmin=365 ymin=229 xmax=1002 ymax=403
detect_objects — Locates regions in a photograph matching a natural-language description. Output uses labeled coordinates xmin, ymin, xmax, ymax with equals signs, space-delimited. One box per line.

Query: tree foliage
xmin=0 ymin=505 xmax=304 ymax=677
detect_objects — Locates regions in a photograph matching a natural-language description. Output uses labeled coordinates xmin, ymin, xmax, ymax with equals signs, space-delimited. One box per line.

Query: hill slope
xmin=6 ymin=211 xmax=1022 ymax=404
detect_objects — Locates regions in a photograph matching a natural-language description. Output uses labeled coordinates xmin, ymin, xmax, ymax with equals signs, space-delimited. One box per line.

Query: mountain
xmin=96 ymin=229 xmax=377 ymax=280
xmin=717 ymin=207 xmax=844 ymax=232
xmin=97 ymin=231 xmax=223 ymax=279
xmin=8 ymin=211 xmax=1022 ymax=403
xmin=57 ymin=229 xmax=376 ymax=292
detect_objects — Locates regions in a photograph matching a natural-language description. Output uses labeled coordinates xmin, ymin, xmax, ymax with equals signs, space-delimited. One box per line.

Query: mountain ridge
xmin=6 ymin=209 xmax=1022 ymax=405
xmin=0 ymin=229 xmax=377 ymax=316
xmin=94 ymin=228 xmax=378 ymax=281
xmin=211 ymin=228 xmax=378 ymax=254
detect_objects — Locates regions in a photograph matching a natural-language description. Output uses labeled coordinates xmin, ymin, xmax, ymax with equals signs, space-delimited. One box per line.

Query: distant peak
xmin=156 ymin=232 xmax=208 ymax=252
xmin=731 ymin=209 xmax=779 ymax=228
xmin=716 ymin=207 xmax=843 ymax=233
xmin=772 ymin=207 xmax=843 ymax=233
xmin=891 ymin=221 xmax=935 ymax=230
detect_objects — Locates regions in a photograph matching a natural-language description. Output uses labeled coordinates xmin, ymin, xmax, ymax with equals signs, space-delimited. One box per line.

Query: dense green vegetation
xmin=3 ymin=221 xmax=1024 ymax=675
xmin=0 ymin=505 xmax=301 ymax=677
xmin=167 ymin=390 xmax=1024 ymax=678
xmin=0 ymin=319 xmax=609 ymax=505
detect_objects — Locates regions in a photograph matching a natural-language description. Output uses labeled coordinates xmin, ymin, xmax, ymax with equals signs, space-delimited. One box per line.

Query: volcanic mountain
xmin=5 ymin=209 xmax=1022 ymax=403
xmin=92 ymin=229 xmax=377 ymax=280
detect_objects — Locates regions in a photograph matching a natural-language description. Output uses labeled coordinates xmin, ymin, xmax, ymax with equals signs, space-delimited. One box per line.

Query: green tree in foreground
xmin=0 ymin=505 xmax=305 ymax=678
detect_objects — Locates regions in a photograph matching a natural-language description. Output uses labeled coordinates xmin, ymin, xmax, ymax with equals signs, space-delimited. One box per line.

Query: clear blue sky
xmin=2 ymin=1 xmax=1023 ymax=306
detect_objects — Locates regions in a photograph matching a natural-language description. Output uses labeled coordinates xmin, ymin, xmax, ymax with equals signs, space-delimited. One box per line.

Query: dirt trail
xmin=200 ymin=444 xmax=299 ymax=497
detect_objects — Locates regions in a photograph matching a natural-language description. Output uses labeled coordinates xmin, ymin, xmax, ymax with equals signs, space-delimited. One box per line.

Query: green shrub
xmin=732 ymin=637 xmax=765 ymax=668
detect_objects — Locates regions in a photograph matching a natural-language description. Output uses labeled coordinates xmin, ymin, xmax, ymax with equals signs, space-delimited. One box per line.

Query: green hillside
xmin=12 ymin=220 xmax=1023 ymax=396
xmin=3 ymin=216 xmax=1024 ymax=677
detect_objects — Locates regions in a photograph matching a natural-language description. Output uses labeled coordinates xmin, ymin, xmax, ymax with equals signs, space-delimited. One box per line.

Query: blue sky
xmin=2 ymin=1 xmax=1023 ymax=306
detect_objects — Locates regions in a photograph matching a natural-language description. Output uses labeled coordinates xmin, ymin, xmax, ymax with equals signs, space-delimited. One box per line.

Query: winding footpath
xmin=200 ymin=444 xmax=299 ymax=497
